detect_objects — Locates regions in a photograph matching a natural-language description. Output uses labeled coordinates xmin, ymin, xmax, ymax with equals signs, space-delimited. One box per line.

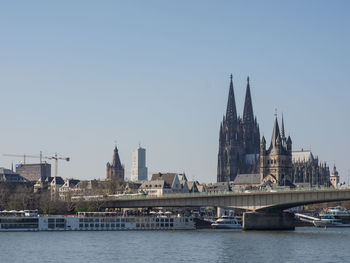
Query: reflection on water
xmin=0 ymin=227 xmax=349 ymax=263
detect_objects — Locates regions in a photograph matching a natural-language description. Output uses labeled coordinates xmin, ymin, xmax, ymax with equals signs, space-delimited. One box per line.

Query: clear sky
xmin=0 ymin=1 xmax=349 ymax=183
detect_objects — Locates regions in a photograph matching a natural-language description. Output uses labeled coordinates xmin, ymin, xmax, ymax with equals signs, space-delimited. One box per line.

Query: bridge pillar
xmin=242 ymin=211 xmax=295 ymax=231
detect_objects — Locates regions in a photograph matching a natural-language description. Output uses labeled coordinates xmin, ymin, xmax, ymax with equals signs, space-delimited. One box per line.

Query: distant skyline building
xmin=16 ymin=163 xmax=51 ymax=182
xmin=131 ymin=145 xmax=148 ymax=182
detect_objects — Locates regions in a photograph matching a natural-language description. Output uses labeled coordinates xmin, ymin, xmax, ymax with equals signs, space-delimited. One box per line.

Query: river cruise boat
xmin=211 ymin=215 xmax=242 ymax=229
xmin=319 ymin=207 xmax=350 ymax=223
xmin=0 ymin=210 xmax=195 ymax=231
xmin=312 ymin=207 xmax=350 ymax=227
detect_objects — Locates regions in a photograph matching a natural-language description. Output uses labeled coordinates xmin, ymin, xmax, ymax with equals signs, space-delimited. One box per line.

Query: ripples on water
xmin=0 ymin=228 xmax=349 ymax=263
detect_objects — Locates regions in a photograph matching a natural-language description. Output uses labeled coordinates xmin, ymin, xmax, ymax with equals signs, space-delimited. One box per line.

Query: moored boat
xmin=211 ymin=215 xmax=241 ymax=229
xmin=0 ymin=210 xmax=195 ymax=231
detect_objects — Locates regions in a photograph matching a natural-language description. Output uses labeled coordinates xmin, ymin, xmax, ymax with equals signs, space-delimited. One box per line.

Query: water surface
xmin=0 ymin=228 xmax=349 ymax=263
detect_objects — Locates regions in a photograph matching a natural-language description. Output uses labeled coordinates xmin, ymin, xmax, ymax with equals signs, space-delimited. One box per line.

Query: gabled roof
xmin=151 ymin=173 xmax=177 ymax=188
xmin=187 ymin=181 xmax=198 ymax=192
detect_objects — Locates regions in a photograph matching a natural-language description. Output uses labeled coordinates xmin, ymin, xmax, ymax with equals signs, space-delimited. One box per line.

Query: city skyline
xmin=1 ymin=1 xmax=349 ymax=183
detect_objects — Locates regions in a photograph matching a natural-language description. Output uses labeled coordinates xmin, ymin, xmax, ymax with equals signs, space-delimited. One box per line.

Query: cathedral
xmin=217 ymin=75 xmax=260 ymax=182
xmin=217 ymin=75 xmax=330 ymax=187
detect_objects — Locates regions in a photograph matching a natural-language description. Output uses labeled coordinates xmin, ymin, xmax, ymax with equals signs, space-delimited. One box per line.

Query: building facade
xmin=260 ymin=116 xmax=293 ymax=186
xmin=15 ymin=163 xmax=51 ymax=182
xmin=131 ymin=146 xmax=148 ymax=182
xmin=292 ymin=150 xmax=330 ymax=187
xmin=106 ymin=146 xmax=125 ymax=181
xmin=217 ymin=75 xmax=260 ymax=182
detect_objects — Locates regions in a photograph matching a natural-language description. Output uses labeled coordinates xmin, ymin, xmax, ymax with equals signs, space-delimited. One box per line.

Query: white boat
xmin=319 ymin=206 xmax=350 ymax=223
xmin=211 ymin=215 xmax=242 ymax=229
xmin=313 ymin=207 xmax=350 ymax=227
xmin=0 ymin=210 xmax=195 ymax=231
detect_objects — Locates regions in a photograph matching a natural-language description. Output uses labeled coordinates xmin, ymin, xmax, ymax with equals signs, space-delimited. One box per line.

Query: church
xmin=217 ymin=75 xmax=330 ymax=187
xmin=217 ymin=75 xmax=260 ymax=182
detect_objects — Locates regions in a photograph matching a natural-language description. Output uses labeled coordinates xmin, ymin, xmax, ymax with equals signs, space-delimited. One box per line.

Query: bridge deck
xmin=75 ymin=188 xmax=350 ymax=211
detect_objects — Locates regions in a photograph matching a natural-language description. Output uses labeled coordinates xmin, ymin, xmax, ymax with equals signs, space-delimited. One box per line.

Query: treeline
xmin=0 ymin=183 xmax=104 ymax=214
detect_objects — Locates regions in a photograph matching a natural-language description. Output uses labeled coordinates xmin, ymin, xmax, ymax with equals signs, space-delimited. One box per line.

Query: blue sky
xmin=0 ymin=1 xmax=349 ymax=183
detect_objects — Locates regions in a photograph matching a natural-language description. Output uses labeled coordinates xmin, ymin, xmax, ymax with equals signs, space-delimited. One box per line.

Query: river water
xmin=0 ymin=228 xmax=349 ymax=263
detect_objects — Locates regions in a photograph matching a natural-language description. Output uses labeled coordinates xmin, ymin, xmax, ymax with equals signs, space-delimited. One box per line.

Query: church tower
xmin=217 ymin=75 xmax=244 ymax=182
xmin=106 ymin=145 xmax=125 ymax=181
xmin=260 ymin=115 xmax=292 ymax=186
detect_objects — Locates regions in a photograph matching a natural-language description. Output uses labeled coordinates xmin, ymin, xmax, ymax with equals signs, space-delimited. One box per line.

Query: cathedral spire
xmin=243 ymin=76 xmax=254 ymax=124
xmin=226 ymin=74 xmax=237 ymax=125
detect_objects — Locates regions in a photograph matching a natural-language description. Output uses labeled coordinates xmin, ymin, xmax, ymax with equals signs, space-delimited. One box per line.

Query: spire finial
xmin=274 ymin=108 xmax=278 ymax=118
xmin=247 ymin=76 xmax=250 ymax=84
xmin=230 ymin=74 xmax=233 ymax=82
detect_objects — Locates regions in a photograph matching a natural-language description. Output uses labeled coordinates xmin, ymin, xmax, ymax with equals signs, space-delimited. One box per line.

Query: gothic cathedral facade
xmin=217 ymin=75 xmax=260 ymax=182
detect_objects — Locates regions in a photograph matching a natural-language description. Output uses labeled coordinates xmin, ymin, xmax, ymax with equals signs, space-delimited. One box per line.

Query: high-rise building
xmin=131 ymin=146 xmax=148 ymax=182
xmin=106 ymin=145 xmax=125 ymax=181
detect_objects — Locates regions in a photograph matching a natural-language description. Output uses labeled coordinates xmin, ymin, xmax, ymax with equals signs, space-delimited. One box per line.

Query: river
xmin=0 ymin=227 xmax=349 ymax=263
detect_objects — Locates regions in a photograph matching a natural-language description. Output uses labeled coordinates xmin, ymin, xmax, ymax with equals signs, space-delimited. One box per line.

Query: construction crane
xmin=3 ymin=152 xmax=70 ymax=179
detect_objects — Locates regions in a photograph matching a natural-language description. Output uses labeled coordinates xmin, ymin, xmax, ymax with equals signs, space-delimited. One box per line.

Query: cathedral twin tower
xmin=217 ymin=75 xmax=260 ymax=182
